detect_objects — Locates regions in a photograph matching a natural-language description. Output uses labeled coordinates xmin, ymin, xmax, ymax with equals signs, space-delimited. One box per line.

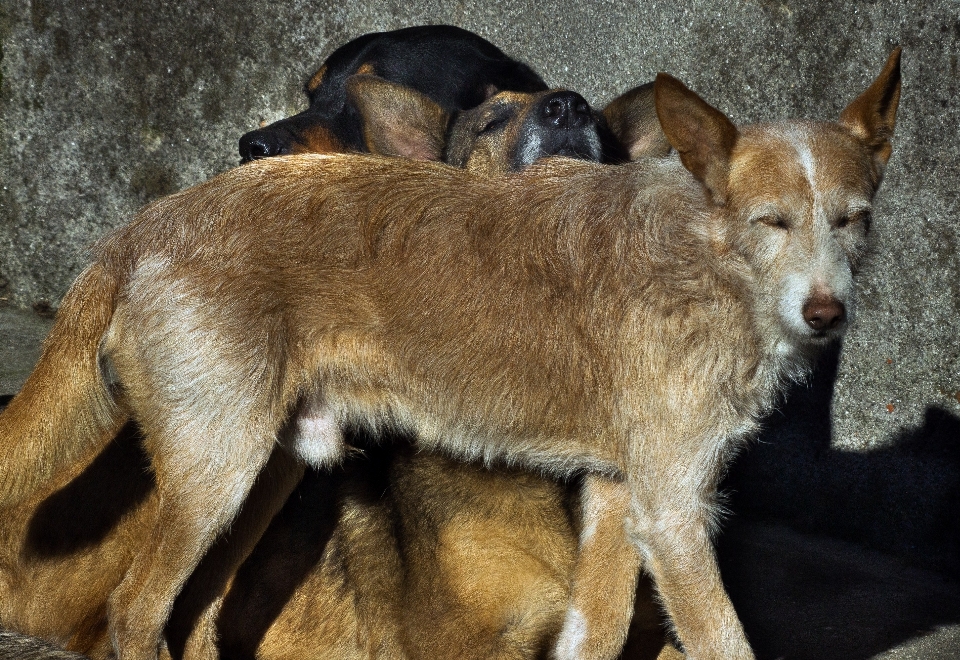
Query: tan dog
xmin=346 ymin=75 xmax=637 ymax=171
xmin=0 ymin=84 xmax=673 ymax=660
xmin=0 ymin=49 xmax=900 ymax=660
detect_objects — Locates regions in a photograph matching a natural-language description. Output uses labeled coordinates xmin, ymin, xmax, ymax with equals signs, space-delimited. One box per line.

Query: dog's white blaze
xmin=554 ymin=606 xmax=589 ymax=660
xmin=776 ymin=128 xmax=857 ymax=338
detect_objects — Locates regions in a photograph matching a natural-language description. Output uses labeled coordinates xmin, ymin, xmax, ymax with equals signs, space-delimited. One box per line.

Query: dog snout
xmin=802 ymin=294 xmax=846 ymax=331
xmin=239 ymin=129 xmax=290 ymax=163
xmin=540 ymin=91 xmax=592 ymax=129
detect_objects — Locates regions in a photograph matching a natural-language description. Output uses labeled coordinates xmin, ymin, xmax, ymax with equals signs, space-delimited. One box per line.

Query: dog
xmin=0 ymin=82 xmax=674 ymax=660
xmin=344 ymin=74 xmax=633 ymax=171
xmin=0 ymin=47 xmax=900 ymax=660
xmin=237 ymin=24 xmax=548 ymax=162
xmin=238 ymin=25 xmax=632 ymax=166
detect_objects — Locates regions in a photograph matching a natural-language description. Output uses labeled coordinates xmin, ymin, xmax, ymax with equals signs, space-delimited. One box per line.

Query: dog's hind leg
xmin=165 ymin=446 xmax=306 ymax=660
xmin=553 ymin=475 xmax=641 ymax=660
xmin=104 ymin=411 xmax=284 ymax=660
xmin=98 ymin=290 xmax=337 ymax=660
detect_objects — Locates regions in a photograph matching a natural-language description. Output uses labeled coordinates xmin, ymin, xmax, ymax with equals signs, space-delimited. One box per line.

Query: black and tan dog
xmin=238 ymin=25 xmax=635 ymax=167
xmin=0 ymin=55 xmax=675 ymax=660
xmin=237 ymin=24 xmax=549 ymax=161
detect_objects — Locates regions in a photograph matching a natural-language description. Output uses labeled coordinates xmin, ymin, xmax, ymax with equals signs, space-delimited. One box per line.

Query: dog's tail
xmin=0 ymin=262 xmax=125 ymax=506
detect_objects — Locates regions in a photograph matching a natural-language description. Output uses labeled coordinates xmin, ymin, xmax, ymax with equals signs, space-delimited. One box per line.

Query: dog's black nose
xmin=540 ymin=91 xmax=592 ymax=129
xmin=239 ymin=129 xmax=290 ymax=162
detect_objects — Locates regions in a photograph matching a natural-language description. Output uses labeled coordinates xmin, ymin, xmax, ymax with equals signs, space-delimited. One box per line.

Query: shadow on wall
xmin=722 ymin=344 xmax=960 ymax=578
xmin=719 ymin=344 xmax=960 ymax=657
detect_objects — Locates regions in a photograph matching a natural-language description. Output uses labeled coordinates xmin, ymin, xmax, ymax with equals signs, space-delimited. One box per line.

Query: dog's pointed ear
xmin=655 ymin=73 xmax=738 ymax=205
xmin=839 ymin=47 xmax=902 ymax=172
xmin=602 ymin=82 xmax=672 ymax=160
xmin=346 ymin=75 xmax=450 ymax=161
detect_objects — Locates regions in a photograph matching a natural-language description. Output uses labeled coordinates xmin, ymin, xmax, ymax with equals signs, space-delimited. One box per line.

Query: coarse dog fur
xmin=0 ymin=82 xmax=674 ymax=660
xmin=237 ymin=24 xmax=548 ymax=162
xmin=0 ymin=630 xmax=90 ymax=660
xmin=0 ymin=49 xmax=900 ymax=660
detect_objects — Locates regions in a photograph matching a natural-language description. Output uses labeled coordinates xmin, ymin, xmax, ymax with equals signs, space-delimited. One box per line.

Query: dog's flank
xmin=0 ymin=49 xmax=900 ymax=660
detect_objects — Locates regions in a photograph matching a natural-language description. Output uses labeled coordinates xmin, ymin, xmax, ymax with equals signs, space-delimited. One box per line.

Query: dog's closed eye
xmin=755 ymin=214 xmax=789 ymax=230
xmin=835 ymin=209 xmax=872 ymax=231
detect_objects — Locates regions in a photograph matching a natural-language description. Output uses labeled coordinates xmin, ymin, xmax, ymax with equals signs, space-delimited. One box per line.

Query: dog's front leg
xmin=627 ymin=495 xmax=753 ymax=660
xmin=553 ymin=474 xmax=641 ymax=660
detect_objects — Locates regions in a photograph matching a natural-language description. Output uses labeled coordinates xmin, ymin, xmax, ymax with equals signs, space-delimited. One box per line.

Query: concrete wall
xmin=1 ymin=1 xmax=958 ymax=571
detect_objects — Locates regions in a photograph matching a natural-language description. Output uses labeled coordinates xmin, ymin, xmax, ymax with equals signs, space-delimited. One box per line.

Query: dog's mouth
xmin=806 ymin=328 xmax=841 ymax=342
xmin=541 ymin=131 xmax=603 ymax=162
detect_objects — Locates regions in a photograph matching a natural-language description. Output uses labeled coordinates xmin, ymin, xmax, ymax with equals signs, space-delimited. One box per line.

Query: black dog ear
xmin=346 ymin=75 xmax=450 ymax=161
xmin=654 ymin=73 xmax=738 ymax=205
xmin=602 ymin=82 xmax=672 ymax=160
xmin=839 ymin=47 xmax=902 ymax=175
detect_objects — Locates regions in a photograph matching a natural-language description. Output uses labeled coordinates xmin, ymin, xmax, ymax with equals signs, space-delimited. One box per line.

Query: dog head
xmin=655 ymin=49 xmax=901 ymax=352
xmin=346 ymin=75 xmax=671 ymax=175
xmin=238 ymin=109 xmax=349 ymax=162
xmin=442 ymin=88 xmax=611 ymax=174
xmin=347 ymin=75 xmax=624 ymax=174
xmin=238 ymin=26 xmax=548 ymax=163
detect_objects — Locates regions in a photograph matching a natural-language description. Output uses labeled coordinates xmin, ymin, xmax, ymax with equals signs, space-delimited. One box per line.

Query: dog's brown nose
xmin=802 ymin=295 xmax=846 ymax=331
xmin=540 ymin=91 xmax=592 ymax=129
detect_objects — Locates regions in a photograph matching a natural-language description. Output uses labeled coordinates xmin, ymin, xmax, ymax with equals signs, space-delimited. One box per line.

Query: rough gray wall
xmin=1 ymin=1 xmax=958 ymax=570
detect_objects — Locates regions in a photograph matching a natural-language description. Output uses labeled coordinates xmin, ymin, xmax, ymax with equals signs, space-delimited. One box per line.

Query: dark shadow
xmin=718 ymin=342 xmax=960 ymax=659
xmin=717 ymin=517 xmax=960 ymax=660
xmin=24 ymin=421 xmax=154 ymax=557
xmin=723 ymin=343 xmax=960 ymax=576
xmin=212 ymin=433 xmax=397 ymax=660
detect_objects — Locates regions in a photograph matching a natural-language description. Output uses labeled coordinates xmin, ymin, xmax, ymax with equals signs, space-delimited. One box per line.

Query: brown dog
xmin=0 ymin=49 xmax=900 ymax=660
xmin=0 ymin=83 xmax=672 ymax=660
xmin=345 ymin=74 xmax=633 ymax=171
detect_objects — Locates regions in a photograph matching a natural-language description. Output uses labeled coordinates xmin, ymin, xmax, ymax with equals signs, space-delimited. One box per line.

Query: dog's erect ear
xmin=602 ymin=82 xmax=672 ymax=160
xmin=839 ymin=47 xmax=902 ymax=172
xmin=655 ymin=73 xmax=738 ymax=204
xmin=346 ymin=75 xmax=450 ymax=161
